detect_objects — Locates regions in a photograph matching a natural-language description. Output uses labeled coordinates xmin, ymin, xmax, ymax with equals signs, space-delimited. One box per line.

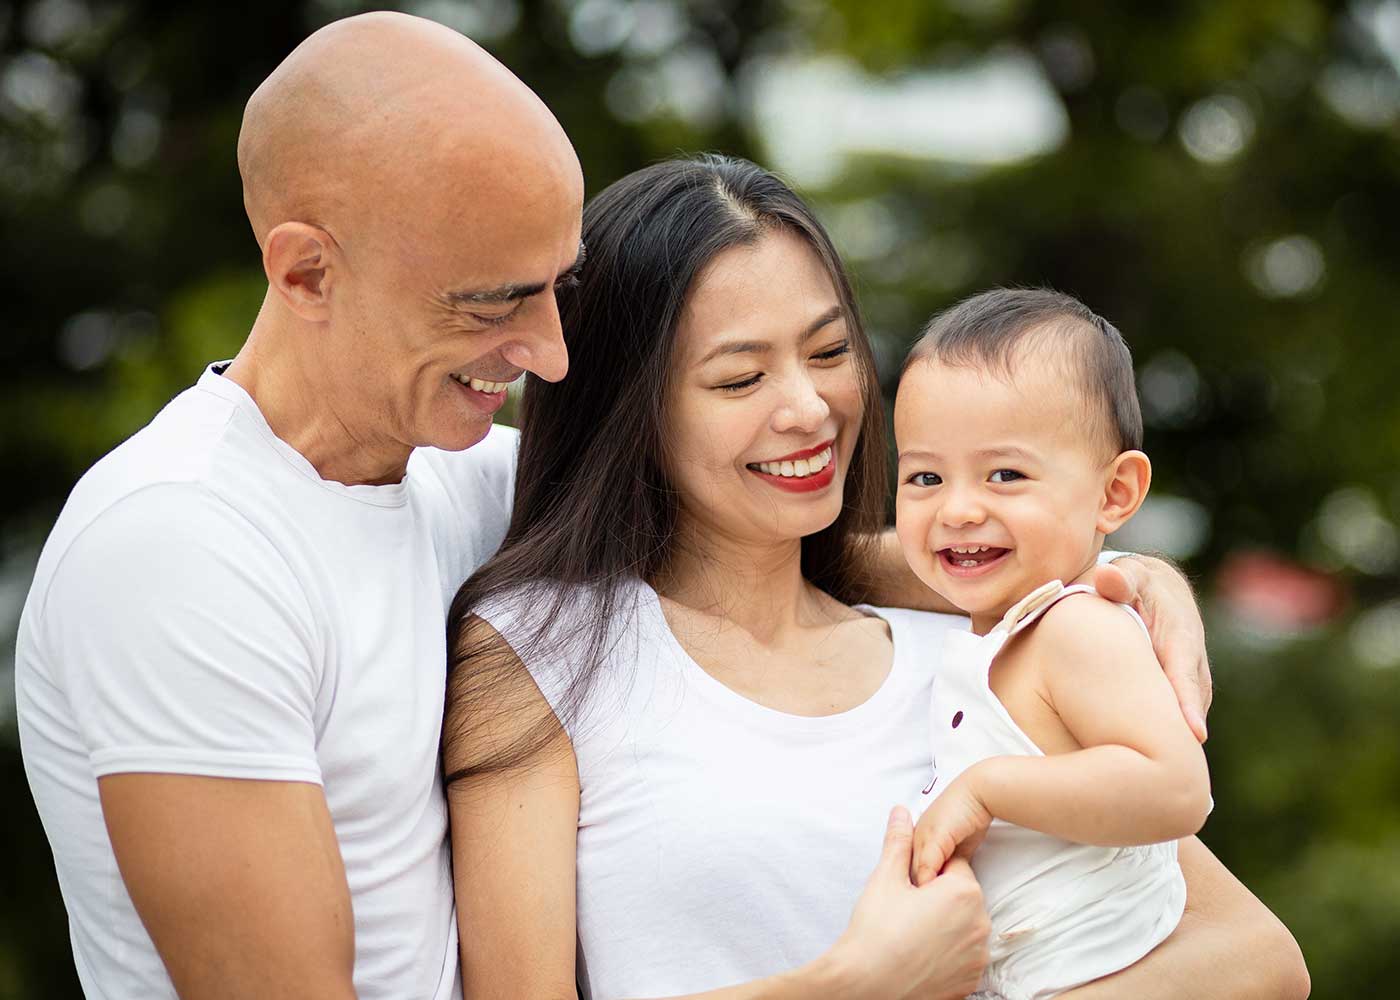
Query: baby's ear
xmin=1098 ymin=450 xmax=1151 ymax=534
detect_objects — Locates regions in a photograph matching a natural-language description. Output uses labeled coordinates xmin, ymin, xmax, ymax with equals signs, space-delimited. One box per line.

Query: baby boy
xmin=894 ymin=288 xmax=1211 ymax=1000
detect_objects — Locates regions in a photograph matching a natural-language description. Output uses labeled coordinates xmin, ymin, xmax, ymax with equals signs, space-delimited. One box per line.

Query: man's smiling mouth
xmin=449 ymin=372 xmax=521 ymax=394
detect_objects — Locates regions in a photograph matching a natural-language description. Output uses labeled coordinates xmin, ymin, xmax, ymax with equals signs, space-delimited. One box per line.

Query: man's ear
xmin=1097 ymin=449 xmax=1151 ymax=535
xmin=263 ymin=222 xmax=336 ymax=322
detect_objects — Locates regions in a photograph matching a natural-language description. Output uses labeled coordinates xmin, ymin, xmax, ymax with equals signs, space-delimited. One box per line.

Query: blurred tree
xmin=3 ymin=0 xmax=1398 ymax=995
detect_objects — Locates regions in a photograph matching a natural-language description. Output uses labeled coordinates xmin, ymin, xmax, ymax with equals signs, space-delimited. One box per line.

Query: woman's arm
xmin=1059 ymin=837 xmax=1308 ymax=999
xmin=446 ymin=616 xmax=582 ymax=1000
xmin=447 ymin=617 xmax=992 ymax=1000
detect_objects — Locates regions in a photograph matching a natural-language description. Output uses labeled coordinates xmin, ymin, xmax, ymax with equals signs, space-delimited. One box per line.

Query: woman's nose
xmin=771 ymin=373 xmax=829 ymax=434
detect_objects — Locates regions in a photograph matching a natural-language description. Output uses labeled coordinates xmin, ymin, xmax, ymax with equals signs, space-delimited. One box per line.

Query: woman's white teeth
xmin=756 ymin=447 xmax=832 ymax=478
xmin=452 ymin=373 xmax=516 ymax=393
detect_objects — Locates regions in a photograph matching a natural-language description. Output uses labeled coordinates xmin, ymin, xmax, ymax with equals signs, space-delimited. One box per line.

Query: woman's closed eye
xmin=989 ymin=469 xmax=1025 ymax=483
xmin=714 ymin=341 xmax=849 ymax=391
xmin=716 ymin=372 xmax=763 ymax=392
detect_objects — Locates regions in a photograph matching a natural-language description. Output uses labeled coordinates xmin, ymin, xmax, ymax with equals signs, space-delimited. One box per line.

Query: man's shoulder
xmin=410 ymin=422 xmax=519 ymax=488
xmin=27 ymin=387 xmax=283 ymax=619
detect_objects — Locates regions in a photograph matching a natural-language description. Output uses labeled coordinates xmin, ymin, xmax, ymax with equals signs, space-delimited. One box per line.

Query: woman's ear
xmin=262 ymin=221 xmax=337 ymax=322
xmin=1098 ymin=450 xmax=1152 ymax=535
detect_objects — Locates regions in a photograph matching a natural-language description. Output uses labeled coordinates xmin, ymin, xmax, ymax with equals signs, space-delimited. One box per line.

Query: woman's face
xmin=665 ymin=227 xmax=865 ymax=550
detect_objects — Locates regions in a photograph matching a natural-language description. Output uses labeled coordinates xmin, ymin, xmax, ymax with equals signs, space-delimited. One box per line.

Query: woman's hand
xmin=911 ymin=775 xmax=992 ymax=887
xmin=1092 ymin=555 xmax=1212 ymax=743
xmin=823 ymin=806 xmax=990 ymax=1000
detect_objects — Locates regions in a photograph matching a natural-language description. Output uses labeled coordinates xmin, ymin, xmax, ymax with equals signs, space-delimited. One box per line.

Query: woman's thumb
xmin=876 ymin=806 xmax=915 ymax=877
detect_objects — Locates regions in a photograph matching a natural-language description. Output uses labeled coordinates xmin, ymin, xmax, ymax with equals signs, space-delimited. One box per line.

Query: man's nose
xmin=501 ymin=294 xmax=569 ymax=383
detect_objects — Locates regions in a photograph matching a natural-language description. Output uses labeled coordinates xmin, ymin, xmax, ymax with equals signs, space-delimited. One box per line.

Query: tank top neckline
xmin=638 ymin=581 xmax=910 ymax=736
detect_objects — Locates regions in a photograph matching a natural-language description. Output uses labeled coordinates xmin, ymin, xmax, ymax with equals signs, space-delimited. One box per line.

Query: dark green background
xmin=4 ymin=1 xmax=1398 ymax=996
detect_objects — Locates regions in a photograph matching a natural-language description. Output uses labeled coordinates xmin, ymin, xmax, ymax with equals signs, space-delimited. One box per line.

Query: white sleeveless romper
xmin=914 ymin=582 xmax=1188 ymax=1000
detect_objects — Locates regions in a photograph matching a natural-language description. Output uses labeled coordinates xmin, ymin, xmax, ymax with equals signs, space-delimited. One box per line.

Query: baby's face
xmin=895 ymin=356 xmax=1116 ymax=631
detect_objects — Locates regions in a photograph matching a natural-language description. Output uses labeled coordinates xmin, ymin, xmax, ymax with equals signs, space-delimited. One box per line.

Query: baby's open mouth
xmin=939 ymin=545 xmax=1010 ymax=570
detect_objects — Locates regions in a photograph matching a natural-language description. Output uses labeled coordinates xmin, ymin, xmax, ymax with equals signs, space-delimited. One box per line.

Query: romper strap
xmin=993 ymin=580 xmax=1101 ymax=638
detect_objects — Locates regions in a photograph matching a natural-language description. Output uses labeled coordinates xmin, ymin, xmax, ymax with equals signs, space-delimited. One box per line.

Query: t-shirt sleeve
xmin=471 ymin=583 xmax=578 ymax=726
xmin=37 ymin=484 xmax=324 ymax=783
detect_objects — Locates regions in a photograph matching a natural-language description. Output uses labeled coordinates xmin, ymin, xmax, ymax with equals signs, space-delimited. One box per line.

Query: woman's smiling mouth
xmin=746 ymin=440 xmax=837 ymax=493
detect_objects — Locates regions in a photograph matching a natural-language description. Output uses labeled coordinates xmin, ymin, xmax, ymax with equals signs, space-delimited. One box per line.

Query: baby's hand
xmin=911 ymin=773 xmax=992 ymax=887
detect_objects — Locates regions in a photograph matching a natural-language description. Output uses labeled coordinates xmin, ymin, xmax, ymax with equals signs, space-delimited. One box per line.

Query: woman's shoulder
xmin=466 ymin=575 xmax=651 ymax=666
xmin=856 ymin=603 xmax=971 ymax=640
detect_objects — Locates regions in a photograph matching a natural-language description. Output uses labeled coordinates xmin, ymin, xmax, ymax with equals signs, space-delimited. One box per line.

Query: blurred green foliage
xmin=4 ymin=0 xmax=1399 ymax=995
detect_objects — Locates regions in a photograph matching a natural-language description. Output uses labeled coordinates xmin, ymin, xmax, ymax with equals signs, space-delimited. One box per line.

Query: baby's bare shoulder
xmin=1019 ymin=591 xmax=1154 ymax=676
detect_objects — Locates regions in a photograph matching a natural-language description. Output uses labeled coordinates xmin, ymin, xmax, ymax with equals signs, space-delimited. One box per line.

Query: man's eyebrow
xmin=445 ymin=241 xmax=589 ymax=306
xmin=698 ymin=305 xmax=846 ymax=365
xmin=558 ymin=241 xmax=587 ymax=282
xmin=446 ymin=282 xmax=547 ymax=306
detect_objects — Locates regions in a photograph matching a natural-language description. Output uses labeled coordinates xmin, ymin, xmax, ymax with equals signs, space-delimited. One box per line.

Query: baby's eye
xmin=989 ymin=469 xmax=1025 ymax=483
xmin=907 ymin=472 xmax=942 ymax=487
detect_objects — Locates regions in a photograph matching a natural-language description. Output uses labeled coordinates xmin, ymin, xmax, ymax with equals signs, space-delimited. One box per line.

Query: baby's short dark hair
xmin=902 ymin=287 xmax=1143 ymax=455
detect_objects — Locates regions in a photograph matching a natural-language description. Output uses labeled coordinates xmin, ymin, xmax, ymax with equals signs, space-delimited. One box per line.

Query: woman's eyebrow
xmin=698 ymin=304 xmax=845 ymax=364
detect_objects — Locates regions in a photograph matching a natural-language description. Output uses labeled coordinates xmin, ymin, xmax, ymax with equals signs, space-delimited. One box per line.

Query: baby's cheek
xmin=895 ymin=518 xmax=930 ymax=578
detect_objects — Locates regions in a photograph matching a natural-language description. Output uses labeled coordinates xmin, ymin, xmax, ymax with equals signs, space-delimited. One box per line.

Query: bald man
xmin=16 ymin=13 xmax=581 ymax=1000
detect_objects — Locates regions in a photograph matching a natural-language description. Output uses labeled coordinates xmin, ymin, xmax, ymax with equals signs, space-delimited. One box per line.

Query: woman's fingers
xmin=835 ymin=810 xmax=990 ymax=999
xmin=876 ymin=806 xmax=915 ymax=881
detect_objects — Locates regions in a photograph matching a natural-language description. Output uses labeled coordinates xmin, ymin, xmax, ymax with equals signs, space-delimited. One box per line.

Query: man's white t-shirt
xmin=15 ymin=363 xmax=517 ymax=999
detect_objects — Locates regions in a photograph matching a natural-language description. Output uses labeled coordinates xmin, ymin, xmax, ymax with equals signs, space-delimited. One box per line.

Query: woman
xmin=444 ymin=155 xmax=1306 ymax=999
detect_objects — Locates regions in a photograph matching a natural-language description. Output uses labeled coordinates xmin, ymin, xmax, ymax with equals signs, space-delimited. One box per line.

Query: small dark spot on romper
xmin=952 ymin=710 xmax=964 ymax=728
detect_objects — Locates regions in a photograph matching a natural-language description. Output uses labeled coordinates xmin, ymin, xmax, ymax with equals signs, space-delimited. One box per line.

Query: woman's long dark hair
xmin=444 ymin=154 xmax=887 ymax=783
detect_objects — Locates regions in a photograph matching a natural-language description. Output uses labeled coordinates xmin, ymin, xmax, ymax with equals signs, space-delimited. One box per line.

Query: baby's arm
xmin=912 ymin=594 xmax=1211 ymax=885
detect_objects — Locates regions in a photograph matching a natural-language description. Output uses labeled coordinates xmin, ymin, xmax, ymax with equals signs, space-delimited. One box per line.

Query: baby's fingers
xmin=911 ymin=823 xmax=950 ymax=887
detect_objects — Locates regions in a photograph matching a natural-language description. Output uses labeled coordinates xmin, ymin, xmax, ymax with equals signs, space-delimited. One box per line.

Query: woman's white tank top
xmin=474 ymin=577 xmax=967 ymax=1000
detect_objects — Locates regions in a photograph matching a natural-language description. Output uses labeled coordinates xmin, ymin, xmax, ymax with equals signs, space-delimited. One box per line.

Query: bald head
xmin=238 ymin=11 xmax=579 ymax=248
